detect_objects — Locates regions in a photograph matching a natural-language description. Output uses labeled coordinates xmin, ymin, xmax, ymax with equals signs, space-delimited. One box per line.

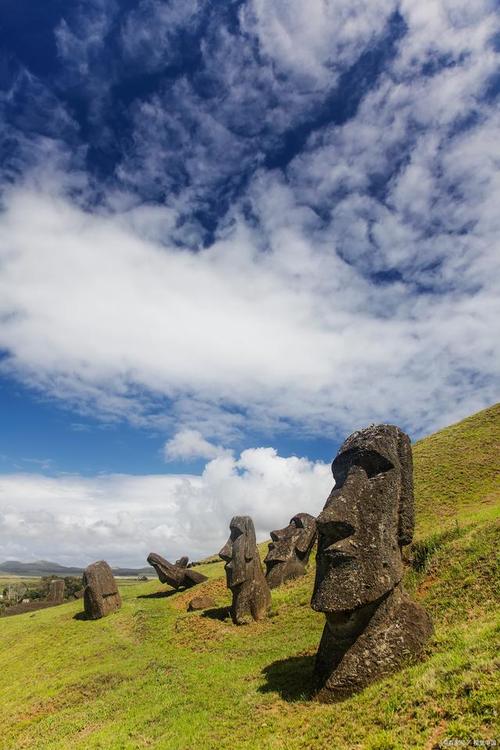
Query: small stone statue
xmin=264 ymin=513 xmax=317 ymax=588
xmin=47 ymin=579 xmax=65 ymax=603
xmin=83 ymin=560 xmax=122 ymax=619
xmin=311 ymin=424 xmax=433 ymax=702
xmin=219 ymin=515 xmax=271 ymax=625
xmin=147 ymin=553 xmax=207 ymax=589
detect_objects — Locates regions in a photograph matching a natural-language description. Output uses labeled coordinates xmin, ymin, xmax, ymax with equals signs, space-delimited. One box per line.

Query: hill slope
xmin=413 ymin=402 xmax=500 ymax=536
xmin=0 ymin=405 xmax=498 ymax=750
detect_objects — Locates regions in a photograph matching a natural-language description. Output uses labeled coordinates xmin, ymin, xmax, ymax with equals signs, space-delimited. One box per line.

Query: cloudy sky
xmin=1 ymin=0 xmax=499 ymax=566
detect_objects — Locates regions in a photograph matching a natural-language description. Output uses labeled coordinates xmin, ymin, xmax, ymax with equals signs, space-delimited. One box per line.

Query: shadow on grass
xmin=137 ymin=589 xmax=178 ymax=599
xmin=73 ymin=611 xmax=90 ymax=621
xmin=259 ymin=654 xmax=315 ymax=701
xmin=201 ymin=606 xmax=231 ymax=621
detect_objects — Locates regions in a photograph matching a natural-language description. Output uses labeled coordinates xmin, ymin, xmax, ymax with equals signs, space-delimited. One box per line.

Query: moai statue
xmin=147 ymin=553 xmax=207 ymax=589
xmin=219 ymin=516 xmax=271 ymax=625
xmin=311 ymin=424 xmax=433 ymax=702
xmin=47 ymin=579 xmax=65 ymax=603
xmin=83 ymin=560 xmax=122 ymax=620
xmin=264 ymin=513 xmax=317 ymax=589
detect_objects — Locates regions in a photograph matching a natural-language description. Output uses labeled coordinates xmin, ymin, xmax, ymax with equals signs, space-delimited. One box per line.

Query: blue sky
xmin=0 ymin=0 xmax=499 ymax=565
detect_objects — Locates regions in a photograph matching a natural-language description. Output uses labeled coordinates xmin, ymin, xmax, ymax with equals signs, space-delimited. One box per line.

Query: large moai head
xmin=219 ymin=515 xmax=271 ymax=624
xmin=312 ymin=424 xmax=414 ymax=615
xmin=310 ymin=425 xmax=432 ymax=702
xmin=83 ymin=560 xmax=121 ymax=620
xmin=265 ymin=513 xmax=317 ymax=588
xmin=219 ymin=515 xmax=258 ymax=589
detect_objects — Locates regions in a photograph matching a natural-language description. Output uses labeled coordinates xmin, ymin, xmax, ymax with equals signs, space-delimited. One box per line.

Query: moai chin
xmin=311 ymin=424 xmax=433 ymax=702
xmin=147 ymin=553 xmax=207 ymax=589
xmin=83 ymin=560 xmax=122 ymax=620
xmin=219 ymin=515 xmax=271 ymax=625
xmin=264 ymin=513 xmax=317 ymax=589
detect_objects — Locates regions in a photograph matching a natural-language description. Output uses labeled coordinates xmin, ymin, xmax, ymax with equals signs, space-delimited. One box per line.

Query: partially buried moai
xmin=264 ymin=513 xmax=317 ymax=589
xmin=311 ymin=424 xmax=433 ymax=702
xmin=83 ymin=560 xmax=122 ymax=620
xmin=47 ymin=579 xmax=65 ymax=603
xmin=219 ymin=516 xmax=271 ymax=625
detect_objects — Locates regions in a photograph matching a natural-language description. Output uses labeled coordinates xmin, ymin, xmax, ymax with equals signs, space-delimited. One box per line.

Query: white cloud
xmin=164 ymin=429 xmax=227 ymax=461
xmin=0 ymin=0 xmax=499 ymax=448
xmin=241 ymin=0 xmax=398 ymax=85
xmin=54 ymin=0 xmax=116 ymax=82
xmin=0 ymin=449 xmax=330 ymax=566
xmin=121 ymin=0 xmax=202 ymax=71
xmin=0 ymin=165 xmax=498 ymax=443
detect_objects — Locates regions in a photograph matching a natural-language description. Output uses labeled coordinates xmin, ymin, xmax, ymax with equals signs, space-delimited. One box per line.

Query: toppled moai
xmin=147 ymin=553 xmax=207 ymax=590
xmin=47 ymin=579 xmax=65 ymax=603
xmin=219 ymin=515 xmax=271 ymax=625
xmin=264 ymin=513 xmax=317 ymax=589
xmin=83 ymin=560 xmax=122 ymax=620
xmin=311 ymin=424 xmax=433 ymax=702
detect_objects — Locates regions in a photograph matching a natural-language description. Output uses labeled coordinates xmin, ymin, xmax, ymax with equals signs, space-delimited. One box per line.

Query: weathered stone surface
xmin=187 ymin=595 xmax=216 ymax=611
xmin=47 ymin=579 xmax=65 ymax=603
xmin=175 ymin=556 xmax=189 ymax=568
xmin=147 ymin=553 xmax=207 ymax=590
xmin=265 ymin=513 xmax=316 ymax=589
xmin=219 ymin=515 xmax=271 ymax=625
xmin=311 ymin=424 xmax=433 ymax=702
xmin=83 ymin=561 xmax=121 ymax=620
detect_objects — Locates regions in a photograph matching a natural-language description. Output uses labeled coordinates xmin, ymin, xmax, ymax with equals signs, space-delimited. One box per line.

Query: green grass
xmin=0 ymin=404 xmax=499 ymax=750
xmin=413 ymin=402 xmax=500 ymax=537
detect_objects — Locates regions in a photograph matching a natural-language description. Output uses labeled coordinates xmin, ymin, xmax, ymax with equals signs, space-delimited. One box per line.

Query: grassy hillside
xmin=413 ymin=402 xmax=500 ymax=536
xmin=0 ymin=405 xmax=498 ymax=750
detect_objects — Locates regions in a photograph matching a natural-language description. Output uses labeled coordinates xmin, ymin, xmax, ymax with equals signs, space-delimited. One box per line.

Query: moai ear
xmin=244 ymin=518 xmax=256 ymax=561
xmin=397 ymin=429 xmax=415 ymax=547
xmin=295 ymin=515 xmax=317 ymax=555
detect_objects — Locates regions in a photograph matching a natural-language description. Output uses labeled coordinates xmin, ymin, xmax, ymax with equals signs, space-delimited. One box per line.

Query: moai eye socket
xmin=318 ymin=520 xmax=355 ymax=548
xmin=230 ymin=526 xmax=243 ymax=541
xmin=333 ymin=449 xmax=394 ymax=486
xmin=356 ymin=450 xmax=394 ymax=477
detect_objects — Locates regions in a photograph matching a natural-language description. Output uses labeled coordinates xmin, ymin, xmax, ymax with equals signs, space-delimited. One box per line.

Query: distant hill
xmin=0 ymin=560 xmax=154 ymax=577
